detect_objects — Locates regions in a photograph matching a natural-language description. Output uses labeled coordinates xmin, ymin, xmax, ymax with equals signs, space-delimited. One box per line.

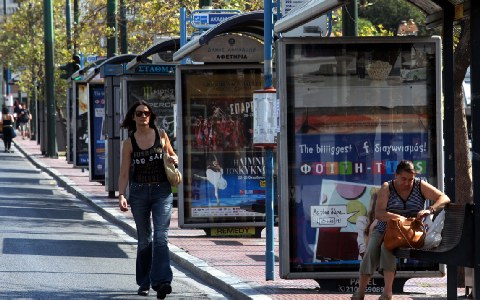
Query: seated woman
xmin=351 ymin=160 xmax=450 ymax=300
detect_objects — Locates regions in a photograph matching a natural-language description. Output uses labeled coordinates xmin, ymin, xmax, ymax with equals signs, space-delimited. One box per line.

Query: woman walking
xmin=1 ymin=106 xmax=15 ymax=153
xmin=117 ymin=100 xmax=178 ymax=299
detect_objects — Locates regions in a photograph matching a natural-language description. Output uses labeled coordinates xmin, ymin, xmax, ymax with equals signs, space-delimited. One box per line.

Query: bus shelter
xmin=70 ymin=70 xmax=102 ymax=169
xmin=67 ymin=59 xmax=105 ymax=165
xmin=90 ymin=54 xmax=137 ymax=196
xmin=121 ymin=38 xmax=180 ymax=197
xmin=173 ymin=11 xmax=277 ymax=237
xmin=273 ymin=0 xmax=477 ymax=296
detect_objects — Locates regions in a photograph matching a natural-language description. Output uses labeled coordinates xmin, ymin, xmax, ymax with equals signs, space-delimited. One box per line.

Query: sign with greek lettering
xmin=253 ymin=90 xmax=279 ymax=145
xmin=189 ymin=34 xmax=263 ymax=63
xmin=133 ymin=64 xmax=175 ymax=75
xmin=179 ymin=66 xmax=268 ymax=227
xmin=277 ymin=37 xmax=443 ymax=279
xmin=190 ymin=9 xmax=240 ymax=29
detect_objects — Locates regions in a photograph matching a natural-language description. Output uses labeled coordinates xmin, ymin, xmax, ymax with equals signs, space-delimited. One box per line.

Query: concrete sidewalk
xmin=11 ymin=138 xmax=465 ymax=300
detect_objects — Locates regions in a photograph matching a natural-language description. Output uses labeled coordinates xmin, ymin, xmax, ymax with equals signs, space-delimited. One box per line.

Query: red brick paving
xmin=12 ymin=138 xmax=465 ymax=299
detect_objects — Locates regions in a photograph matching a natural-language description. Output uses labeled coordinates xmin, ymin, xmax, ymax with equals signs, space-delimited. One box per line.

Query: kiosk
xmin=173 ymin=11 xmax=276 ymax=236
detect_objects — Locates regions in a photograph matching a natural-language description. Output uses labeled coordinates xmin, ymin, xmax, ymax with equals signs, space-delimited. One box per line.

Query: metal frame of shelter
xmin=126 ymin=38 xmax=180 ymax=71
xmin=173 ymin=11 xmax=278 ymax=235
xmin=86 ymin=54 xmax=141 ymax=197
xmin=275 ymin=0 xmax=479 ymax=298
xmin=122 ymin=39 xmax=180 ymax=202
xmin=173 ymin=10 xmax=276 ymax=62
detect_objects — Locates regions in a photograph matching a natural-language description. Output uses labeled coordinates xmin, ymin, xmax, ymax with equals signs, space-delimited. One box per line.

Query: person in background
xmin=351 ymin=160 xmax=450 ymax=300
xmin=18 ymin=102 xmax=32 ymax=139
xmin=1 ymin=105 xmax=15 ymax=152
xmin=13 ymin=101 xmax=22 ymax=130
xmin=117 ymin=100 xmax=178 ymax=299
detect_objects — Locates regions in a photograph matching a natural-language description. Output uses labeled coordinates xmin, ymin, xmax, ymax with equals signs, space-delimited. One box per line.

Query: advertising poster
xmin=279 ymin=39 xmax=441 ymax=278
xmin=89 ymin=85 xmax=105 ymax=180
xmin=126 ymin=80 xmax=176 ymax=149
xmin=293 ymin=124 xmax=431 ymax=270
xmin=75 ymin=83 xmax=89 ymax=166
xmin=181 ymin=68 xmax=267 ymax=225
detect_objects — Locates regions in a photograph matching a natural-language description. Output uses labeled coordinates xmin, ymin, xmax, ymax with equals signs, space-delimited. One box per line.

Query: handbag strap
xmin=396 ymin=219 xmax=425 ymax=248
xmin=396 ymin=221 xmax=416 ymax=248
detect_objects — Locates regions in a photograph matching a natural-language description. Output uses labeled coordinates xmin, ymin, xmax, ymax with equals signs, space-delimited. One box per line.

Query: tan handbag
xmin=384 ymin=217 xmax=426 ymax=251
xmin=163 ymin=150 xmax=182 ymax=186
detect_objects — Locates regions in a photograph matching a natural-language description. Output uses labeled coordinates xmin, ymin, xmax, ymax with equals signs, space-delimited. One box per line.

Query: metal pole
xmin=119 ymin=0 xmax=127 ymax=54
xmin=31 ymin=79 xmax=37 ymax=140
xmin=73 ymin=0 xmax=78 ymax=53
xmin=180 ymin=7 xmax=187 ymax=47
xmin=107 ymin=0 xmax=117 ymax=58
xmin=342 ymin=0 xmax=357 ymax=37
xmin=470 ymin=1 xmax=480 ymax=297
xmin=199 ymin=0 xmax=211 ymax=9
xmin=264 ymin=0 xmax=274 ymax=281
xmin=44 ymin=0 xmax=57 ymax=157
xmin=65 ymin=0 xmax=72 ymax=52
xmin=3 ymin=0 xmax=9 ymax=97
xmin=440 ymin=5 xmax=456 ymax=299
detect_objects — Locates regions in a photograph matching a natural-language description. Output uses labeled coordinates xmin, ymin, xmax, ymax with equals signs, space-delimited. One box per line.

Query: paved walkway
xmin=10 ymin=138 xmax=468 ymax=299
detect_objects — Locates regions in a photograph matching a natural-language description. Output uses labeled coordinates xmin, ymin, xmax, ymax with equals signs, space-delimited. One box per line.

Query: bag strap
xmin=396 ymin=219 xmax=425 ymax=248
xmin=396 ymin=220 xmax=416 ymax=248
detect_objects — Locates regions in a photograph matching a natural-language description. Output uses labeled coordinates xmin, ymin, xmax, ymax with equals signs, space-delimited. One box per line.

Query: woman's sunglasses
xmin=135 ymin=111 xmax=151 ymax=117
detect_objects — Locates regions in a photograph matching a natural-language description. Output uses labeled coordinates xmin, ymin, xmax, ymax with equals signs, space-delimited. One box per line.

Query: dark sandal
xmin=351 ymin=291 xmax=365 ymax=300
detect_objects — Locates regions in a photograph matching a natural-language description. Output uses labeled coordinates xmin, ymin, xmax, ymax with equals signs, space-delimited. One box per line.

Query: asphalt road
xmin=0 ymin=149 xmax=228 ymax=299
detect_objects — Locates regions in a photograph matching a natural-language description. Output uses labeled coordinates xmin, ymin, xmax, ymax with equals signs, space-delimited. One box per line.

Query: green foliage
xmin=0 ymin=0 xmax=260 ymax=111
xmin=357 ymin=18 xmax=392 ymax=36
xmin=331 ymin=9 xmax=393 ymax=36
xmin=358 ymin=0 xmax=426 ymax=35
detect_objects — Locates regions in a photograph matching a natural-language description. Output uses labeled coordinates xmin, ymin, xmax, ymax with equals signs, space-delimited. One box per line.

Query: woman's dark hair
xmin=2 ymin=105 xmax=8 ymax=114
xmin=395 ymin=160 xmax=419 ymax=174
xmin=120 ymin=100 xmax=157 ymax=133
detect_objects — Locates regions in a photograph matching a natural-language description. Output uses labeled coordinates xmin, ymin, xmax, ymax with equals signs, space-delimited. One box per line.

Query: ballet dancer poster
xmin=179 ymin=66 xmax=268 ymax=226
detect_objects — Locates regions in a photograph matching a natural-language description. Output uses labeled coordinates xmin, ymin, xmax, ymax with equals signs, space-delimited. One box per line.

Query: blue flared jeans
xmin=129 ymin=181 xmax=173 ymax=289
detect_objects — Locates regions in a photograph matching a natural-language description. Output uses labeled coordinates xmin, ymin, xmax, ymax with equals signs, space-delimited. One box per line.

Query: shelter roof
xmin=274 ymin=0 xmax=469 ymax=33
xmin=126 ymin=38 xmax=180 ymax=70
xmin=84 ymin=54 xmax=141 ymax=81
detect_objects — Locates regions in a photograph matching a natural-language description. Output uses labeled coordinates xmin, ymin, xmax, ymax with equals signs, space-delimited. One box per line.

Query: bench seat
xmin=394 ymin=203 xmax=474 ymax=268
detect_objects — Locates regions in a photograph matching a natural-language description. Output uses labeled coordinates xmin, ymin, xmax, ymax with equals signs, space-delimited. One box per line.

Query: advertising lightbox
xmin=177 ymin=65 xmax=268 ymax=228
xmin=277 ymin=37 xmax=443 ymax=285
xmin=74 ymin=82 xmax=89 ymax=167
xmin=88 ymin=84 xmax=106 ymax=181
xmin=124 ymin=78 xmax=176 ymax=149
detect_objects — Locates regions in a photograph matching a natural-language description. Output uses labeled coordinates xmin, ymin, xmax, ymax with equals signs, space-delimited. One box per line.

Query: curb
xmin=13 ymin=142 xmax=271 ymax=300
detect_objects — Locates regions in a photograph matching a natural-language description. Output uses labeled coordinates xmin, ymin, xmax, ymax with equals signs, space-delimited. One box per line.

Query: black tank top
xmin=130 ymin=128 xmax=168 ymax=183
xmin=2 ymin=118 xmax=12 ymax=126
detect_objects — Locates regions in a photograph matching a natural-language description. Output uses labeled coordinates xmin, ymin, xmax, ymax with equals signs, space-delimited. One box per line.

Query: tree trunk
xmin=452 ymin=16 xmax=471 ymax=287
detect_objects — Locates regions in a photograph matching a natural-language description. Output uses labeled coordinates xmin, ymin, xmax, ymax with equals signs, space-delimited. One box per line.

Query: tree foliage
xmin=358 ymin=0 xmax=426 ymax=35
xmin=0 ymin=0 xmax=262 ymax=112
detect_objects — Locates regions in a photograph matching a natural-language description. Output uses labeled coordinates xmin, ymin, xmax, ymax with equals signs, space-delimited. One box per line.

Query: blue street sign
xmin=190 ymin=9 xmax=240 ymax=29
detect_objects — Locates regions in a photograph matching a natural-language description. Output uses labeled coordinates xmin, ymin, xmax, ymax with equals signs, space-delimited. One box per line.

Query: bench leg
xmin=447 ymin=265 xmax=457 ymax=300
